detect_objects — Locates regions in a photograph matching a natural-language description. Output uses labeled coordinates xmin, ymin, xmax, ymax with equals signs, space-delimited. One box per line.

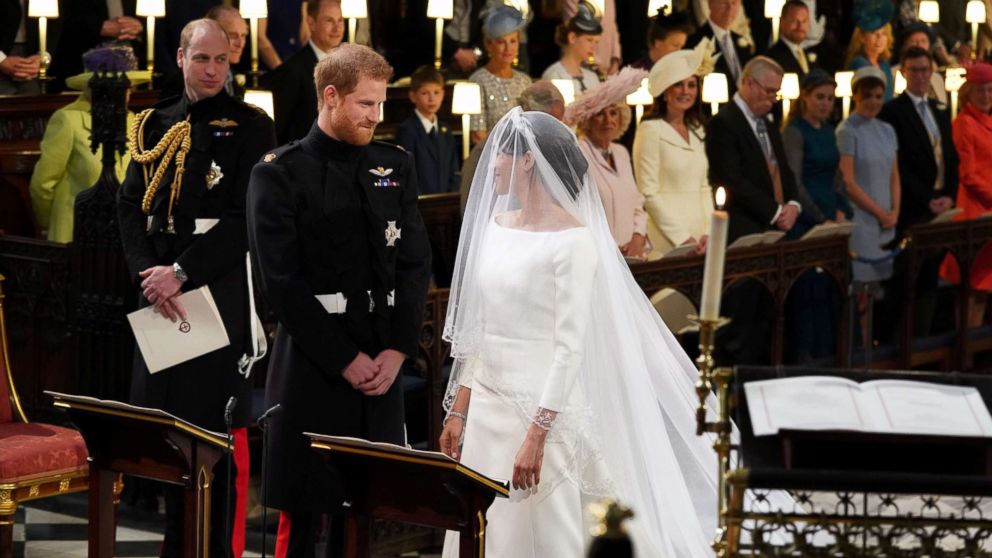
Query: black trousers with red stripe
xmin=159 ymin=427 xmax=250 ymax=558
xmin=274 ymin=511 xmax=345 ymax=558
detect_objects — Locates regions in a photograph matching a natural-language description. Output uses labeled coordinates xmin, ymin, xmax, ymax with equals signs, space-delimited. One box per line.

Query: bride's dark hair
xmin=497 ymin=111 xmax=588 ymax=200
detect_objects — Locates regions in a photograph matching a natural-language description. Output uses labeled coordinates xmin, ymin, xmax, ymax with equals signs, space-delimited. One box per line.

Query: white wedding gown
xmin=442 ymin=218 xmax=601 ymax=557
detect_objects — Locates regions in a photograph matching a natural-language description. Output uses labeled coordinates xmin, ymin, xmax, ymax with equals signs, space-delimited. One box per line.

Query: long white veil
xmin=443 ymin=107 xmax=722 ymax=557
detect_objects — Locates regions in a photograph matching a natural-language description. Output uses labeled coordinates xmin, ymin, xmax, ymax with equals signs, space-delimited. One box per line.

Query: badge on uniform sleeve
xmin=370 ymin=166 xmax=400 ymax=188
xmin=385 ymin=221 xmax=402 ymax=247
xmin=206 ymin=160 xmax=224 ymax=190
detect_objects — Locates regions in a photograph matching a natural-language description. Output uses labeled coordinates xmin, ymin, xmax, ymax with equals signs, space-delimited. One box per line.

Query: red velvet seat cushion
xmin=0 ymin=422 xmax=89 ymax=484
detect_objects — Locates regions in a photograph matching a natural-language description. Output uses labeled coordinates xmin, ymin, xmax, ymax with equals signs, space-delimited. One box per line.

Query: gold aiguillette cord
xmin=128 ymin=108 xmax=193 ymax=233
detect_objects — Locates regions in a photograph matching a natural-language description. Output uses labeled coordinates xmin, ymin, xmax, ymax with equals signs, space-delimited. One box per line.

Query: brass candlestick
xmin=690 ymin=314 xmax=733 ymax=556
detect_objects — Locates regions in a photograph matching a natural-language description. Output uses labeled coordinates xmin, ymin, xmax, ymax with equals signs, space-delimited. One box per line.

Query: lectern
xmin=307 ymin=433 xmax=509 ymax=558
xmin=47 ymin=391 xmax=230 ymax=558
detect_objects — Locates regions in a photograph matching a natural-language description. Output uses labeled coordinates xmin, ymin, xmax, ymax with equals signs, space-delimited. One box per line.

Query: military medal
xmin=206 ymin=160 xmax=224 ymax=190
xmin=385 ymin=221 xmax=402 ymax=247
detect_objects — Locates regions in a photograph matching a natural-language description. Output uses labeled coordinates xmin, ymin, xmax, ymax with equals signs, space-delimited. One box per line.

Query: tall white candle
xmin=700 ymin=187 xmax=729 ymax=321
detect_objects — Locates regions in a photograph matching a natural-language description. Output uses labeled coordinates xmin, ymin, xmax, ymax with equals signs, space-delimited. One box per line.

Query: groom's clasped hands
xmin=342 ymin=349 xmax=406 ymax=396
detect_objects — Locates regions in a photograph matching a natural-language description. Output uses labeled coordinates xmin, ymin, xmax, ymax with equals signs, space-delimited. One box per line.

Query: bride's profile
xmin=440 ymin=107 xmax=721 ymax=557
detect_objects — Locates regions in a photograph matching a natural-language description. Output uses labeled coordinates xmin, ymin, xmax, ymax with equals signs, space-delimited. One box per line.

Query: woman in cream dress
xmin=632 ymin=42 xmax=714 ymax=258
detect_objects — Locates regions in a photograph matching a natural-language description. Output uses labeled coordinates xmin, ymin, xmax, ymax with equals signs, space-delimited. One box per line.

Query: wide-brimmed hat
xmin=482 ymin=5 xmax=529 ymax=39
xmin=967 ymin=62 xmax=992 ymax=85
xmin=647 ymin=38 xmax=717 ymax=97
xmin=65 ymin=45 xmax=150 ymax=90
xmin=564 ymin=66 xmax=646 ymax=138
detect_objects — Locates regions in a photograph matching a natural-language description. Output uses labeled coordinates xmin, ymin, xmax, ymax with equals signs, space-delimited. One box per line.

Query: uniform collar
xmin=304 ymin=122 xmax=363 ymax=160
xmin=177 ymin=90 xmax=230 ymax=121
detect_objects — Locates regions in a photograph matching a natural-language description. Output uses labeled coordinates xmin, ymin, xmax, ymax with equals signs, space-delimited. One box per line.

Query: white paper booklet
xmin=729 ymin=230 xmax=785 ymax=249
xmin=127 ymin=286 xmax=230 ymax=374
xmin=930 ymin=207 xmax=963 ymax=224
xmin=745 ymin=376 xmax=992 ymax=438
xmin=800 ymin=221 xmax=855 ymax=240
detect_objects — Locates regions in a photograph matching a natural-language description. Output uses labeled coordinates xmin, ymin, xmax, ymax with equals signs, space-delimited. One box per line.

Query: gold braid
xmin=127 ymin=108 xmax=193 ymax=221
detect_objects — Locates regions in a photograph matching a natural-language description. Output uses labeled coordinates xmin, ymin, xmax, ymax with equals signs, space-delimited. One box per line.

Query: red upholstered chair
xmin=0 ymin=274 xmax=90 ymax=558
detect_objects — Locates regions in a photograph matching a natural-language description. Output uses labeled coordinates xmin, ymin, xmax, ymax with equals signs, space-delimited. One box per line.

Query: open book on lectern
xmin=744 ymin=376 xmax=992 ymax=438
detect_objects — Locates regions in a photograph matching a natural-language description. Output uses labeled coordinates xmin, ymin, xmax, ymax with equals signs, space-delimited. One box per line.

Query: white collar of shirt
xmin=709 ymin=20 xmax=731 ymax=42
xmin=415 ymin=109 xmax=437 ymax=134
xmin=733 ymin=93 xmax=766 ymax=139
xmin=310 ymin=40 xmax=332 ymax=61
xmin=906 ymin=90 xmax=930 ymax=107
xmin=782 ymin=38 xmax=803 ymax=56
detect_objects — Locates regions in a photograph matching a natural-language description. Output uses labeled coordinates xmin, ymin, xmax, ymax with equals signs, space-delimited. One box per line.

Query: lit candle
xmin=700 ymin=187 xmax=729 ymax=321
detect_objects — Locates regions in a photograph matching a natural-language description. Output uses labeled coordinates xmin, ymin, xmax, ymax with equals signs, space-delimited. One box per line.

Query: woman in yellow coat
xmin=30 ymin=46 xmax=148 ymax=243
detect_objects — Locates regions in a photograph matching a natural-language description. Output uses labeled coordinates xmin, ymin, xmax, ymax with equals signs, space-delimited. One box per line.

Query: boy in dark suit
xmin=395 ymin=65 xmax=459 ymax=195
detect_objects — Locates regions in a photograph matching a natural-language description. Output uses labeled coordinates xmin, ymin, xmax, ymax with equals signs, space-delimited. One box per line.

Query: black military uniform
xmin=117 ymin=90 xmax=275 ymax=556
xmin=246 ymin=123 xmax=431 ymax=534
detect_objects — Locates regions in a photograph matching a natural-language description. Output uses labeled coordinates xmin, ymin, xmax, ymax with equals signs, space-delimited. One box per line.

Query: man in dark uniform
xmin=117 ymin=18 xmax=275 ymax=557
xmin=247 ymin=43 xmax=431 ymax=558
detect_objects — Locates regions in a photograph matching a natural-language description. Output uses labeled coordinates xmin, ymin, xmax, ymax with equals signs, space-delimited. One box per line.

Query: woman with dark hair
xmin=838 ymin=66 xmax=900 ymax=342
xmin=541 ymin=1 xmax=603 ymax=93
xmin=632 ymin=9 xmax=693 ymax=70
xmin=439 ymin=106 xmax=722 ymax=557
xmin=632 ymin=41 xmax=714 ymax=257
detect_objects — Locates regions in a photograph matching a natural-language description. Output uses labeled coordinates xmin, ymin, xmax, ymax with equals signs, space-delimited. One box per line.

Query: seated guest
xmin=30 ymin=46 xmax=147 ymax=243
xmin=634 ymin=41 xmax=714 ymax=257
xmin=0 ymin=0 xmax=42 ymax=95
xmin=542 ymin=2 xmax=602 ymax=94
xmin=940 ymin=63 xmax=992 ymax=326
xmin=707 ymin=56 xmax=799 ymax=365
xmin=50 ymin=0 xmax=143 ymax=86
xmin=782 ymin=69 xmax=851 ymax=361
xmin=892 ymin=23 xmax=947 ymax=106
xmin=846 ymin=0 xmax=896 ymax=101
xmin=783 ymin=68 xmax=850 ymax=236
xmin=264 ymin=0 xmax=345 ymax=144
xmin=459 ymin=80 xmax=564 ymax=214
xmin=687 ymin=0 xmax=754 ymax=94
xmin=631 ymin=9 xmax=692 ymax=71
xmin=207 ymin=6 xmax=248 ymax=98
xmin=838 ymin=66 xmax=900 ymax=342
xmin=468 ymin=5 xmax=531 ymax=145
xmin=565 ymin=68 xmax=650 ymax=258
xmin=396 ymin=66 xmax=459 ymax=195
xmin=766 ymin=0 xmax=816 ymax=80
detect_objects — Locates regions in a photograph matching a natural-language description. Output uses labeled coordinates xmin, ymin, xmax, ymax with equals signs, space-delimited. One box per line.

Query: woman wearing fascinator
xmin=438 ymin=106 xmax=725 ymax=556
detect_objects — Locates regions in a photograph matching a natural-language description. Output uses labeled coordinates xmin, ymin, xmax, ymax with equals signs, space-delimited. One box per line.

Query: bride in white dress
xmin=439 ymin=108 xmax=722 ymax=557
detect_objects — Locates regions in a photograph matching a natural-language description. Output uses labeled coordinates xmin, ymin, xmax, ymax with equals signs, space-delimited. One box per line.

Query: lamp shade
xmin=551 ymin=79 xmax=576 ymax=106
xmin=918 ymin=0 xmax=940 ymax=23
xmin=505 ymin=0 xmax=531 ymax=18
xmin=244 ymin=90 xmax=275 ymax=119
xmin=780 ymin=73 xmax=800 ymax=100
xmin=136 ymin=0 xmax=165 ymax=17
xmin=341 ymin=0 xmax=368 ymax=18
xmin=427 ymin=0 xmax=454 ymax=19
xmin=28 ymin=0 xmax=58 ymax=17
xmin=626 ymin=78 xmax=654 ymax=106
xmin=702 ymin=72 xmax=729 ymax=104
xmin=894 ymin=71 xmax=907 ymax=95
xmin=945 ymin=67 xmax=967 ymax=92
xmin=451 ymin=82 xmax=482 ymax=115
xmin=764 ymin=0 xmax=785 ymax=18
xmin=834 ymin=71 xmax=854 ymax=97
xmin=647 ymin=0 xmax=673 ymax=15
xmin=967 ymin=0 xmax=987 ymax=23
xmin=240 ymin=0 xmax=267 ymax=18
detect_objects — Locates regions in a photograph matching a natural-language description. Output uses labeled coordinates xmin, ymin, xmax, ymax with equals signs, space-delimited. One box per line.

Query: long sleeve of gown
xmin=538 ymin=230 xmax=599 ymax=412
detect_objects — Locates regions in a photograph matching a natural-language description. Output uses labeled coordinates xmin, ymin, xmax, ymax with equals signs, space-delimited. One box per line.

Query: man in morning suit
xmin=117 ymin=18 xmax=275 ymax=557
xmin=878 ymin=46 xmax=959 ymax=336
xmin=766 ymin=0 xmax=815 ymax=80
xmin=686 ymin=0 xmax=753 ymax=95
xmin=247 ymin=43 xmax=432 ymax=558
xmin=706 ymin=56 xmax=800 ymax=364
xmin=263 ymin=0 xmax=345 ymax=144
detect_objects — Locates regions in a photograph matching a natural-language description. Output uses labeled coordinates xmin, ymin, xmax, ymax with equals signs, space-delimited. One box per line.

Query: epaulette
xmin=372 ymin=139 xmax=406 ymax=153
xmin=260 ymin=141 xmax=301 ymax=163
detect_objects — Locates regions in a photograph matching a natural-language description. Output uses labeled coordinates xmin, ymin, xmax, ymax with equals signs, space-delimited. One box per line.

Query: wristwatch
xmin=172 ymin=262 xmax=188 ymax=284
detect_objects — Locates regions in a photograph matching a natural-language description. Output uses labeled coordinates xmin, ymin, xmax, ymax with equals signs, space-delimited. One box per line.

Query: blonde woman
xmin=845 ymin=1 xmax=895 ymax=100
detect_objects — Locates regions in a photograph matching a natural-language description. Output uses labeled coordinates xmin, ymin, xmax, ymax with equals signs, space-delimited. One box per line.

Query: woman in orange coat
xmin=940 ymin=62 xmax=992 ymax=325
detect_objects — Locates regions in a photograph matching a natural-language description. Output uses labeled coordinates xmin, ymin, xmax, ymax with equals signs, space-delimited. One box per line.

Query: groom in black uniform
xmin=247 ymin=43 xmax=432 ymax=557
xmin=117 ymin=17 xmax=275 ymax=557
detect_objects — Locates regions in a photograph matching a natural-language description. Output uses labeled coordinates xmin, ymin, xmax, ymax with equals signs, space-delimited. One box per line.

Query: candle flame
xmin=715 ymin=186 xmax=726 ymax=208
